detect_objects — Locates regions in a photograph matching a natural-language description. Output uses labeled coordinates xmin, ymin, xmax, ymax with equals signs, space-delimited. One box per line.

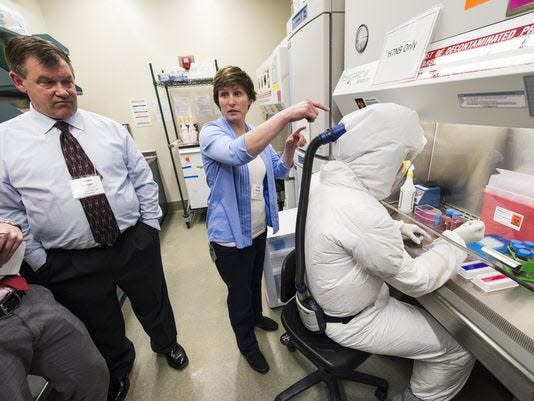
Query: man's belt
xmin=0 ymin=290 xmax=24 ymax=318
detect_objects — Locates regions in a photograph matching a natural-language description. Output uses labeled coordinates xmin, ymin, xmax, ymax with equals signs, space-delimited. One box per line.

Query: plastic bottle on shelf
xmin=157 ymin=69 xmax=169 ymax=82
xmin=187 ymin=116 xmax=198 ymax=143
xmin=398 ymin=163 xmax=416 ymax=213
xmin=178 ymin=116 xmax=189 ymax=143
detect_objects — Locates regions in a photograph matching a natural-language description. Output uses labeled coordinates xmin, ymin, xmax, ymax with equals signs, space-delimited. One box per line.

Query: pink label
xmin=481 ymin=274 xmax=507 ymax=282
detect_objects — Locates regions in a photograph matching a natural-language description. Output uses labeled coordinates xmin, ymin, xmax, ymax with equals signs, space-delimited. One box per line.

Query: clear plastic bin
xmin=414 ymin=204 xmax=441 ymax=227
xmin=263 ymin=208 xmax=297 ymax=308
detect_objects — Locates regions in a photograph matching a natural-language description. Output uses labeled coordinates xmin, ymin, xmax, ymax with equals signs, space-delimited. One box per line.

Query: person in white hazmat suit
xmin=304 ymin=103 xmax=485 ymax=401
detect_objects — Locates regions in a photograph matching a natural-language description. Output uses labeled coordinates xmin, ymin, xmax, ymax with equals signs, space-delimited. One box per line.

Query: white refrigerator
xmin=286 ymin=0 xmax=345 ymax=198
xmin=287 ymin=0 xmax=345 ymax=158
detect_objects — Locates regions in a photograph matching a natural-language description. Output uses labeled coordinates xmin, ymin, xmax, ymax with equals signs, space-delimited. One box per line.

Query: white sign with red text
xmin=419 ymin=17 xmax=534 ymax=80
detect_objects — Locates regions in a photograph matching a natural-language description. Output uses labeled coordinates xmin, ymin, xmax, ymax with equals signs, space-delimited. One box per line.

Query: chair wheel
xmin=280 ymin=333 xmax=290 ymax=345
xmin=280 ymin=333 xmax=296 ymax=352
xmin=374 ymin=386 xmax=388 ymax=401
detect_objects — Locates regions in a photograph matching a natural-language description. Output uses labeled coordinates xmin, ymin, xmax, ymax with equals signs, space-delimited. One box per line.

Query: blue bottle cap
xmin=510 ymin=239 xmax=523 ymax=246
xmin=517 ymin=249 xmax=531 ymax=259
xmin=524 ymin=240 xmax=534 ymax=249
xmin=445 ymin=208 xmax=455 ymax=216
xmin=452 ymin=211 xmax=461 ymax=218
xmin=513 ymin=243 xmax=527 ymax=253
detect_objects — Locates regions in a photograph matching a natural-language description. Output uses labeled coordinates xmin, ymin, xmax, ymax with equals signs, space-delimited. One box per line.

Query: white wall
xmin=8 ymin=0 xmax=290 ymax=203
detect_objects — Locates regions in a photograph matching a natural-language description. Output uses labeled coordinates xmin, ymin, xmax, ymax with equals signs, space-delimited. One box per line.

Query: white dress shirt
xmin=0 ymin=106 xmax=161 ymax=270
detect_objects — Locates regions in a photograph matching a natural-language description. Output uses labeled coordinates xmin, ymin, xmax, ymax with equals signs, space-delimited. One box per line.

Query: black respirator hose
xmin=295 ymin=136 xmax=323 ymax=294
xmin=294 ymin=123 xmax=346 ymax=296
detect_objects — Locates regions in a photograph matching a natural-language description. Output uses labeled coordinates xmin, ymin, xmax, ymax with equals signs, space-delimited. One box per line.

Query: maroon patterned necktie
xmin=56 ymin=121 xmax=120 ymax=246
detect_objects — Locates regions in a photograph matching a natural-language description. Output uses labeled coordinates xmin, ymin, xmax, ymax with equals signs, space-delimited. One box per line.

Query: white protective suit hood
xmin=332 ymin=103 xmax=426 ymax=200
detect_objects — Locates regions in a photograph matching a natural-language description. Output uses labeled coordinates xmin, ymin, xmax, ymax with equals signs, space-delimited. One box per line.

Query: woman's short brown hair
xmin=213 ymin=65 xmax=256 ymax=109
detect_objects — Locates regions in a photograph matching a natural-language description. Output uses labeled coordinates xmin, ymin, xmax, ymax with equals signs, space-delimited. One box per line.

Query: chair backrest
xmin=280 ymin=249 xmax=297 ymax=302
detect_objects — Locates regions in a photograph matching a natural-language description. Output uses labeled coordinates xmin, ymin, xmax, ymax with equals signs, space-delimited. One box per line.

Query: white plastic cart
xmin=263 ymin=208 xmax=297 ymax=308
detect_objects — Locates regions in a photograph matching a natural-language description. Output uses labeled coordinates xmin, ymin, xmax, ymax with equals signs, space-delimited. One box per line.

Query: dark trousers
xmin=211 ymin=232 xmax=266 ymax=356
xmin=21 ymin=222 xmax=178 ymax=377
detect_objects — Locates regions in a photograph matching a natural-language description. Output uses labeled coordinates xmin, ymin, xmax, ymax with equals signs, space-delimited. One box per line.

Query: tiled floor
xmin=114 ymin=211 xmax=513 ymax=401
xmin=43 ymin=210 xmax=513 ymax=401
xmin=119 ymin=212 xmax=403 ymax=401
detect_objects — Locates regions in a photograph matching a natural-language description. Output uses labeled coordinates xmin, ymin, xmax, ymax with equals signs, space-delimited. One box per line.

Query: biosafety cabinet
xmin=333 ymin=2 xmax=534 ymax=400
xmin=344 ymin=1 xmax=529 ymax=68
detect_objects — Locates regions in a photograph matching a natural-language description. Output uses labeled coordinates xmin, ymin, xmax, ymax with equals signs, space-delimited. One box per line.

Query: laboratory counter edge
xmin=403 ymin=232 xmax=533 ymax=401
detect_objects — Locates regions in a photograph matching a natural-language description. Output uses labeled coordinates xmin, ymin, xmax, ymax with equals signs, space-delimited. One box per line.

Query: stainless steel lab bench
xmin=418 ymin=275 xmax=533 ymax=401
xmin=385 ymin=202 xmax=534 ymax=401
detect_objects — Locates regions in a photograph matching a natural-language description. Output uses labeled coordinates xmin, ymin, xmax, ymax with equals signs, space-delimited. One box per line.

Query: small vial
xmin=440 ymin=213 xmax=447 ymax=231
xmin=434 ymin=212 xmax=442 ymax=231
xmin=451 ymin=211 xmax=463 ymax=230
xmin=444 ymin=209 xmax=455 ymax=231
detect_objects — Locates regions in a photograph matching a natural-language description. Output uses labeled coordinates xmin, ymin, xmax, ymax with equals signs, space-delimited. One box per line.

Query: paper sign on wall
xmin=129 ymin=99 xmax=152 ymax=127
xmin=173 ymin=97 xmax=192 ymax=119
xmin=373 ymin=6 xmax=441 ymax=85
xmin=195 ymin=95 xmax=216 ymax=118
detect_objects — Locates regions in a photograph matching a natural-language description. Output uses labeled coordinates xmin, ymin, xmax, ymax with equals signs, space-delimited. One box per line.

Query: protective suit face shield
xmin=333 ymin=103 xmax=426 ymax=200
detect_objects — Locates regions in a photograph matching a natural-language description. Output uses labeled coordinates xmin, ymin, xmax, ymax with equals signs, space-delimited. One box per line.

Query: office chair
xmin=275 ymin=249 xmax=388 ymax=401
